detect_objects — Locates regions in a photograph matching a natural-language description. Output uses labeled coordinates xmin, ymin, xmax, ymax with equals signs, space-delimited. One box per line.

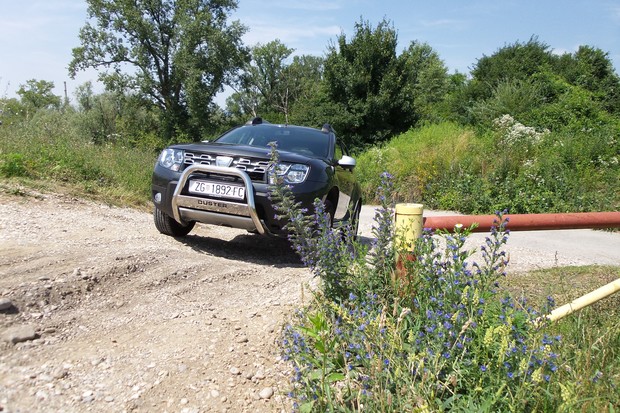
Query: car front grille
xmin=183 ymin=152 xmax=270 ymax=182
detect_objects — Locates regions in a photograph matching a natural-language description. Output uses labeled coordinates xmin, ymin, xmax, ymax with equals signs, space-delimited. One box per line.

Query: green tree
xmin=322 ymin=18 xmax=402 ymax=146
xmin=316 ymin=18 xmax=448 ymax=148
xmin=69 ymin=0 xmax=248 ymax=141
xmin=435 ymin=71 xmax=469 ymax=123
xmin=0 ymin=97 xmax=24 ymax=125
xmin=74 ymin=81 xmax=96 ymax=112
xmin=555 ymin=45 xmax=620 ymax=114
xmin=75 ymin=89 xmax=119 ymax=145
xmin=73 ymin=84 xmax=163 ymax=148
xmin=467 ymin=36 xmax=552 ymax=103
xmin=463 ymin=37 xmax=620 ymax=129
xmin=227 ymin=41 xmax=324 ymax=124
xmin=284 ymin=54 xmax=324 ymax=125
xmin=286 ymin=55 xmax=324 ymax=103
xmin=16 ymin=79 xmax=62 ymax=115
xmin=228 ymin=40 xmax=294 ymax=121
xmin=398 ymin=41 xmax=449 ymax=123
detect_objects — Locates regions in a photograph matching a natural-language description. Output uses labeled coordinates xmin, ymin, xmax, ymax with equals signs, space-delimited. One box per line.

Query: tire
xmin=323 ymin=200 xmax=335 ymax=229
xmin=153 ymin=207 xmax=195 ymax=237
xmin=349 ymin=202 xmax=361 ymax=239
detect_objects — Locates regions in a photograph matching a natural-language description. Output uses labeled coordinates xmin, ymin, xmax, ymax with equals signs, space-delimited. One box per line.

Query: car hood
xmin=172 ymin=142 xmax=326 ymax=165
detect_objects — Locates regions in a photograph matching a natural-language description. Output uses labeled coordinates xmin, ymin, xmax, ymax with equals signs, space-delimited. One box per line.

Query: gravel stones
xmin=259 ymin=387 xmax=274 ymax=400
xmin=0 ymin=298 xmax=14 ymax=311
xmin=0 ymin=188 xmax=310 ymax=412
xmin=2 ymin=325 xmax=37 ymax=344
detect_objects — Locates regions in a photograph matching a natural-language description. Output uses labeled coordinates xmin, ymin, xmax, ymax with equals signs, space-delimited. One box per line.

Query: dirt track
xmin=0 ymin=188 xmax=313 ymax=413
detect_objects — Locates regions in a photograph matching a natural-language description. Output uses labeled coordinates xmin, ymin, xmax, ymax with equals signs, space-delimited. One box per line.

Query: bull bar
xmin=170 ymin=164 xmax=268 ymax=235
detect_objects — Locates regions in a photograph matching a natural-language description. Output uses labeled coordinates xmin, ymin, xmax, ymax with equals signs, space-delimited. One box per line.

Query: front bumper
xmin=152 ymin=164 xmax=328 ymax=236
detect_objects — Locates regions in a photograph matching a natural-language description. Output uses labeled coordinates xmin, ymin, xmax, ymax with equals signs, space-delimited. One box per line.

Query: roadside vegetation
xmin=0 ymin=106 xmax=155 ymax=208
xmin=0 ymin=2 xmax=618 ymax=411
xmin=357 ymin=117 xmax=620 ymax=214
xmin=272 ymin=170 xmax=619 ymax=412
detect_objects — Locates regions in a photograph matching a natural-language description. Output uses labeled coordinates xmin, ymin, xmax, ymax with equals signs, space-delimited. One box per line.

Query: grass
xmin=0 ymin=109 xmax=155 ymax=210
xmin=504 ymin=266 xmax=620 ymax=411
xmin=356 ymin=119 xmax=620 ymax=215
xmin=355 ymin=122 xmax=483 ymax=204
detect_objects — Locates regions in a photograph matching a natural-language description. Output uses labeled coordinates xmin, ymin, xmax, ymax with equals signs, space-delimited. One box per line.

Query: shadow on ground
xmin=178 ymin=232 xmax=303 ymax=267
xmin=176 ymin=225 xmax=375 ymax=268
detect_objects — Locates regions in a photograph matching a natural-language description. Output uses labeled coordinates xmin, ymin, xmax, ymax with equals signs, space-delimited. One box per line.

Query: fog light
xmin=154 ymin=192 xmax=162 ymax=203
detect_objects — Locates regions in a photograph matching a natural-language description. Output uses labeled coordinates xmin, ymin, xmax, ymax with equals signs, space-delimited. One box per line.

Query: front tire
xmin=350 ymin=202 xmax=362 ymax=239
xmin=153 ymin=207 xmax=195 ymax=237
xmin=323 ymin=200 xmax=335 ymax=228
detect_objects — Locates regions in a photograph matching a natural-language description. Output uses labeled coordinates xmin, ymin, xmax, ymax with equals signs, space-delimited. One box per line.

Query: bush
xmin=0 ymin=152 xmax=30 ymax=177
xmin=276 ymin=171 xmax=568 ymax=412
xmin=356 ymin=122 xmax=482 ymax=205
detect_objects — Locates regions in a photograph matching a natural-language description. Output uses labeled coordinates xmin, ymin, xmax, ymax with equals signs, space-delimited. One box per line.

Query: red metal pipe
xmin=423 ymin=212 xmax=620 ymax=232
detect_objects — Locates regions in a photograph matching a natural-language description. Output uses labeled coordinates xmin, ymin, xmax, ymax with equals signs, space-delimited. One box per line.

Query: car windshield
xmin=215 ymin=125 xmax=330 ymax=158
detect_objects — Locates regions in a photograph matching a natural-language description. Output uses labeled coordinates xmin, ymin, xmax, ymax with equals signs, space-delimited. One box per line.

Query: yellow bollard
xmin=395 ymin=203 xmax=424 ymax=250
xmin=394 ymin=203 xmax=424 ymax=287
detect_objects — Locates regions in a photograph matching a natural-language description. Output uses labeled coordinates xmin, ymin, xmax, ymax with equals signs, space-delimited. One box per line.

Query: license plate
xmin=188 ymin=180 xmax=245 ymax=200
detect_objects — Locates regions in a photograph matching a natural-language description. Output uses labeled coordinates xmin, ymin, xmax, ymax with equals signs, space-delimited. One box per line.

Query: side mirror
xmin=338 ymin=155 xmax=356 ymax=170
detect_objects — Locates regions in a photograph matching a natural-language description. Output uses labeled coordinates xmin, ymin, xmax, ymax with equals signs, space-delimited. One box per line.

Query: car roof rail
xmin=321 ymin=123 xmax=334 ymax=134
xmin=247 ymin=117 xmax=270 ymax=125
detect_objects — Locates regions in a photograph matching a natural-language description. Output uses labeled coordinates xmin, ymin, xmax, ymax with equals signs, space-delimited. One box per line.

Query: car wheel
xmin=153 ymin=207 xmax=195 ymax=237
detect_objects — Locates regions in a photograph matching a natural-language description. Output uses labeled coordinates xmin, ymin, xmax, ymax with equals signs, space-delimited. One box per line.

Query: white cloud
xmin=240 ymin=13 xmax=341 ymax=54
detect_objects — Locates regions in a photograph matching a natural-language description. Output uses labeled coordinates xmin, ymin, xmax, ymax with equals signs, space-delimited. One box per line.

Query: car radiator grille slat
xmin=183 ymin=152 xmax=268 ymax=181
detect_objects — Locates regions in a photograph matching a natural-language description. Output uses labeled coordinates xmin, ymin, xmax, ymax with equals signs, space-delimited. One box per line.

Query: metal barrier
xmin=394 ymin=204 xmax=620 ymax=323
xmin=394 ymin=203 xmax=620 ymax=246
xmin=424 ymin=211 xmax=620 ymax=232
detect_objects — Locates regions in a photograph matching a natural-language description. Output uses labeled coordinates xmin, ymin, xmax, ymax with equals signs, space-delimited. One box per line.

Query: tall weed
xmin=356 ymin=122 xmax=482 ymax=204
xmin=0 ymin=108 xmax=154 ymax=206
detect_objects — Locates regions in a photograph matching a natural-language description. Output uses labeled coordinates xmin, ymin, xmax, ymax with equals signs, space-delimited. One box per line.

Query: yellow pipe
xmin=536 ymin=278 xmax=620 ymax=324
xmin=394 ymin=203 xmax=424 ymax=250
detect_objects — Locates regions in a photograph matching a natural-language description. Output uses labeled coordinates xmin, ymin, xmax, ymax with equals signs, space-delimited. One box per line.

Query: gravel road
xmin=1 ymin=187 xmax=619 ymax=412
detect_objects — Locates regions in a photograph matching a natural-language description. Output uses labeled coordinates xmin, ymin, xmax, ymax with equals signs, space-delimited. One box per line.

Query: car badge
xmin=216 ymin=156 xmax=234 ymax=167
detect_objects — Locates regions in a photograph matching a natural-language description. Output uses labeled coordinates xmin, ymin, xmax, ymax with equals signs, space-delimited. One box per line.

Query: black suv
xmin=151 ymin=118 xmax=362 ymax=238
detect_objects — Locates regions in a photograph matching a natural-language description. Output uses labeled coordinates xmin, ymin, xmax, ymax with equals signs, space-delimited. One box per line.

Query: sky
xmin=1 ymin=0 xmax=619 ymax=107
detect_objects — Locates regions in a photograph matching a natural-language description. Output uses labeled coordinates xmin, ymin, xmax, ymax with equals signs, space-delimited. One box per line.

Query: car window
xmin=216 ymin=126 xmax=330 ymax=158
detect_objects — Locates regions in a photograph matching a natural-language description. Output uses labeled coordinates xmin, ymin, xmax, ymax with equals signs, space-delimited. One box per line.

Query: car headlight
xmin=269 ymin=163 xmax=310 ymax=184
xmin=159 ymin=148 xmax=184 ymax=171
